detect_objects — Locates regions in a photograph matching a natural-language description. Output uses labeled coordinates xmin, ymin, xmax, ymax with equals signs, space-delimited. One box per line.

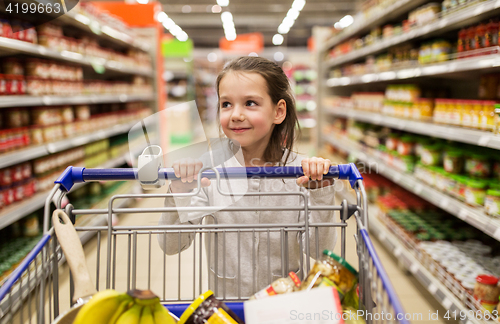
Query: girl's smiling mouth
xmin=230 ymin=127 xmax=251 ymax=133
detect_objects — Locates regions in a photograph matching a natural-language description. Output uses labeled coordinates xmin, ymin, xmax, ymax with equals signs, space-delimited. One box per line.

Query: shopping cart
xmin=0 ymin=162 xmax=408 ymax=324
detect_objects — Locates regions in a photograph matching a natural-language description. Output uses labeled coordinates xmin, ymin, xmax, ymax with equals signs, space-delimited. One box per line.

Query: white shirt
xmin=158 ymin=147 xmax=336 ymax=299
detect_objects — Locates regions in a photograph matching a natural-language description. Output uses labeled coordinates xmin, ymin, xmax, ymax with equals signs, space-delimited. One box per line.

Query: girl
xmin=159 ymin=56 xmax=336 ymax=299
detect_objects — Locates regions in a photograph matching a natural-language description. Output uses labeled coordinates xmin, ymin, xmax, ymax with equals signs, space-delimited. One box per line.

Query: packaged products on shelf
xmin=465 ymin=179 xmax=488 ymax=207
xmin=2 ymin=58 xmax=24 ymax=76
xmin=408 ymin=3 xmax=441 ymax=27
xmin=397 ymin=136 xmax=415 ymax=156
xmin=413 ymin=98 xmax=434 ymax=120
xmin=465 ymin=153 xmax=491 ymax=178
xmin=420 ymin=143 xmax=442 ymax=166
xmin=22 ymin=214 xmax=39 ymax=237
xmin=473 ymin=275 xmax=500 ymax=313
xmin=485 ymin=189 xmax=500 ymax=217
xmin=443 ymin=148 xmax=464 ymax=174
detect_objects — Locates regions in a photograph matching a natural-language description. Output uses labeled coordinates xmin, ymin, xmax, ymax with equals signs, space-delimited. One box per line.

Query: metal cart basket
xmin=0 ymin=163 xmax=408 ymax=324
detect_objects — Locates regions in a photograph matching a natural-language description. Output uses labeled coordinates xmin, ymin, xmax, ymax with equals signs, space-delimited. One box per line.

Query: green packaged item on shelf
xmin=400 ymin=155 xmax=415 ymax=173
xmin=465 ymin=179 xmax=488 ymax=206
xmin=465 ymin=153 xmax=491 ymax=178
xmin=414 ymin=137 xmax=433 ymax=157
xmin=485 ymin=189 xmax=500 ymax=217
xmin=421 ymin=143 xmax=442 ymax=166
xmin=443 ymin=149 xmax=464 ymax=174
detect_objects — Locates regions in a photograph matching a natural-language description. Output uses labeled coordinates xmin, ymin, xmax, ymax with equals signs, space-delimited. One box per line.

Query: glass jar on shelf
xmin=481 ymin=101 xmax=495 ymax=132
xmin=443 ymin=149 xmax=464 ymax=174
xmin=465 ymin=179 xmax=488 ymax=207
xmin=465 ymin=153 xmax=491 ymax=178
xmin=462 ymin=100 xmax=474 ymax=128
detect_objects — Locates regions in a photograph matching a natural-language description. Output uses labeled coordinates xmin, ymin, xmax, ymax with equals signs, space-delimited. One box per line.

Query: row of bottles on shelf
xmin=330 ymin=15 xmax=500 ymax=78
xmin=326 ymin=81 xmax=500 ymax=133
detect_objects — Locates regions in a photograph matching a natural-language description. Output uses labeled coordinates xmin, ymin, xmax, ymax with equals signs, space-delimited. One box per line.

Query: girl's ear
xmin=274 ymin=99 xmax=287 ymax=125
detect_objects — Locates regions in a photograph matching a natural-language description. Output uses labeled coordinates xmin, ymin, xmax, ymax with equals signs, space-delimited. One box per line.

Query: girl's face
xmin=218 ymin=72 xmax=286 ymax=157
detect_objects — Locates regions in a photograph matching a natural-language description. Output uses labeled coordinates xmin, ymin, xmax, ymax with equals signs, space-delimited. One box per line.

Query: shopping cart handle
xmin=55 ymin=163 xmax=363 ymax=192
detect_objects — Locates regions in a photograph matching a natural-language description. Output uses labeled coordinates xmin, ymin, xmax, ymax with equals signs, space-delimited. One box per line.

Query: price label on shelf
xmin=393 ymin=173 xmax=402 ymax=183
xmin=493 ymin=227 xmax=500 ymax=241
xmin=42 ymin=96 xmax=52 ymax=105
xmin=458 ymin=209 xmax=468 ymax=220
xmin=90 ymin=20 xmax=102 ymax=35
xmin=442 ymin=298 xmax=453 ymax=310
xmin=428 ymin=284 xmax=438 ymax=295
xmin=478 ymin=135 xmax=490 ymax=147
xmin=89 ymin=58 xmax=106 ymax=74
xmin=474 ymin=4 xmax=486 ymax=15
xmin=439 ymin=199 xmax=449 ymax=209
xmin=410 ymin=263 xmax=419 ymax=274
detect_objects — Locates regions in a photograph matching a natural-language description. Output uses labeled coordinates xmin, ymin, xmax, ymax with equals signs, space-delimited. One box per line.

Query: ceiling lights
xmin=334 ymin=15 xmax=354 ymax=30
xmin=272 ymin=34 xmax=284 ymax=46
xmin=276 ymin=0 xmax=305 ymax=43
xmin=217 ymin=0 xmax=229 ymax=6
xmin=157 ymin=11 xmax=189 ymax=42
xmin=221 ymin=11 xmax=236 ymax=41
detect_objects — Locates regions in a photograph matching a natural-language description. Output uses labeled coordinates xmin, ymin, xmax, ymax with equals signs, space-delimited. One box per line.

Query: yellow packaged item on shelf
xmin=462 ymin=100 xmax=474 ymax=127
xmin=481 ymin=101 xmax=495 ymax=131
xmin=472 ymin=101 xmax=483 ymax=129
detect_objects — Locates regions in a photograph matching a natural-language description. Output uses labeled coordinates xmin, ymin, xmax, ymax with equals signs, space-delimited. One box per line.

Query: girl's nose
xmin=231 ymin=106 xmax=245 ymax=121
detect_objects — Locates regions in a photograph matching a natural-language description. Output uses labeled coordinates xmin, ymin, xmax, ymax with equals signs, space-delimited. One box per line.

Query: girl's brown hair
xmin=215 ymin=56 xmax=300 ymax=165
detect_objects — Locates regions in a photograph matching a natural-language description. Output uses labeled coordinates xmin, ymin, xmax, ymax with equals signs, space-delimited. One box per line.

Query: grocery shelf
xmin=0 ymin=37 xmax=153 ymax=77
xmin=0 ymin=119 xmax=155 ymax=169
xmin=57 ymin=12 xmax=151 ymax=53
xmin=369 ymin=211 xmax=482 ymax=324
xmin=323 ymin=134 xmax=500 ymax=242
xmin=319 ymin=0 xmax=428 ymax=54
xmin=325 ymin=0 xmax=500 ymax=69
xmin=0 ymin=93 xmax=154 ymax=108
xmin=326 ymin=53 xmax=500 ymax=87
xmin=325 ymin=108 xmax=500 ymax=150
xmin=0 ymin=144 xmax=147 ymax=231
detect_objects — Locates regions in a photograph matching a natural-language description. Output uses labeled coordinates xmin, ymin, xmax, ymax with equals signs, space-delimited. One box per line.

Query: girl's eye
xmin=246 ymin=100 xmax=257 ymax=107
xmin=221 ymin=102 xmax=231 ymax=108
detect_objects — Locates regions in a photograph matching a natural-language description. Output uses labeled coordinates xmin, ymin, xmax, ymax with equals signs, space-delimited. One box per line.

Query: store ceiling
xmin=160 ymin=0 xmax=360 ymax=48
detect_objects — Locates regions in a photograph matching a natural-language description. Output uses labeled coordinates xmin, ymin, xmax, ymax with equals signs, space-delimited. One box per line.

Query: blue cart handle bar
xmin=55 ymin=163 xmax=363 ymax=192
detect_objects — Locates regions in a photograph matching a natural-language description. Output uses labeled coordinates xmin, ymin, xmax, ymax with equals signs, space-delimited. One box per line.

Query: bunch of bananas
xmin=74 ymin=289 xmax=177 ymax=324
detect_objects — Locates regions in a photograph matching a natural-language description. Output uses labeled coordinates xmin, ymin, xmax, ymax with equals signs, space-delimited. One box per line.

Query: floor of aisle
xmin=48 ymin=141 xmax=456 ymax=324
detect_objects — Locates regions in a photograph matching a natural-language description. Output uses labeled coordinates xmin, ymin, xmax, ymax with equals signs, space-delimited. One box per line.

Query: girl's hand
xmin=170 ymin=158 xmax=211 ymax=193
xmin=297 ymin=157 xmax=334 ymax=189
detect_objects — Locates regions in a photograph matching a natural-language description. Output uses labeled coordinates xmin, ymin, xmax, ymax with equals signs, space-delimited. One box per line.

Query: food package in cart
xmin=244 ymin=287 xmax=344 ymax=324
xmin=249 ymin=271 xmax=302 ymax=300
xmin=299 ymin=250 xmax=358 ymax=301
